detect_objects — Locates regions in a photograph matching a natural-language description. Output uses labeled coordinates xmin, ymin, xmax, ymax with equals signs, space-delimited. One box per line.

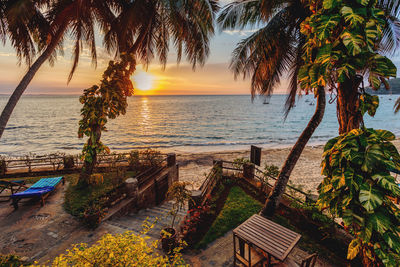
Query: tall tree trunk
xmin=0 ymin=27 xmax=66 ymax=139
xmin=337 ymin=76 xmax=363 ymax=134
xmin=261 ymin=86 xmax=326 ymax=217
xmin=80 ymin=125 xmax=102 ymax=185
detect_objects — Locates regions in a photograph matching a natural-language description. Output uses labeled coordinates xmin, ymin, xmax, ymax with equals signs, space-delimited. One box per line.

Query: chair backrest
xmin=300 ymin=253 xmax=317 ymax=267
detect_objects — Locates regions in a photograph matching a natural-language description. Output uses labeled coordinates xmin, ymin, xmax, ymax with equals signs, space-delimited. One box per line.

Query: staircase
xmin=104 ymin=201 xmax=188 ymax=239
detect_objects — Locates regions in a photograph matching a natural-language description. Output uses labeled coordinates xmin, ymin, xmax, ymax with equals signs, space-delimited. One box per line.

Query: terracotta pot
xmin=161 ymin=227 xmax=177 ymax=253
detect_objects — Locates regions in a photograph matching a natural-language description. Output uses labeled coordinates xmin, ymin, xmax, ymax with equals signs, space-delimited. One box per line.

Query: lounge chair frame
xmin=11 ymin=177 xmax=65 ymax=209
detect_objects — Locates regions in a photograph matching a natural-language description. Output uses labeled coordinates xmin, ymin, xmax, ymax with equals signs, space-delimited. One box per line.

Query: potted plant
xmin=83 ymin=202 xmax=106 ymax=229
xmin=161 ymin=181 xmax=192 ymax=253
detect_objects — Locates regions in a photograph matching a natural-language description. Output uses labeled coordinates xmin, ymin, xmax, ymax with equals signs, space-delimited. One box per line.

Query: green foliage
xmin=166 ymin=182 xmax=193 ymax=228
xmin=299 ymin=0 xmax=396 ymax=94
xmin=78 ymin=53 xmax=136 ymax=180
xmin=142 ymin=149 xmax=163 ymax=167
xmin=128 ymin=150 xmax=140 ymax=170
xmin=0 ymin=155 xmax=8 ymax=175
xmin=62 ymin=155 xmax=75 ymax=169
xmin=64 ymin=173 xmax=122 ymax=218
xmin=318 ymin=128 xmax=400 ymax=265
xmin=197 ymin=186 xmax=262 ymax=248
xmin=35 ymin=223 xmax=187 ymax=266
xmin=264 ymin=163 xmax=279 ymax=177
xmin=232 ymin=157 xmax=250 ymax=169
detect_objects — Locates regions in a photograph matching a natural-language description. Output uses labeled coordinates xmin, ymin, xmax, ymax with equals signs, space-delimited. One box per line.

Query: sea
xmin=0 ymin=94 xmax=399 ymax=156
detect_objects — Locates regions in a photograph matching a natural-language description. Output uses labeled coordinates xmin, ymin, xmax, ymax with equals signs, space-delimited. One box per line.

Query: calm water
xmin=0 ymin=94 xmax=398 ymax=156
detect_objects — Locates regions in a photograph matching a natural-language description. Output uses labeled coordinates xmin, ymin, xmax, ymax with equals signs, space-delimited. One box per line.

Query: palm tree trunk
xmin=261 ymin=86 xmax=326 ymax=217
xmin=337 ymin=76 xmax=363 ymax=134
xmin=0 ymin=27 xmax=66 ymax=139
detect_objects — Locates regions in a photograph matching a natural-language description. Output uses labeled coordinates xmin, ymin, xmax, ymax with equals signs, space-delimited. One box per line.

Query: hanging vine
xmin=78 ymin=53 xmax=135 ymax=185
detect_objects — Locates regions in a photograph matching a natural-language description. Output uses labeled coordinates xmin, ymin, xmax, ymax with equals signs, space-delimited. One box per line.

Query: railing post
xmin=243 ymin=163 xmax=254 ymax=180
xmin=125 ymin=177 xmax=139 ymax=212
xmin=213 ymin=159 xmax=223 ymax=169
xmin=167 ymin=153 xmax=178 ymax=187
xmin=167 ymin=153 xmax=176 ymax=167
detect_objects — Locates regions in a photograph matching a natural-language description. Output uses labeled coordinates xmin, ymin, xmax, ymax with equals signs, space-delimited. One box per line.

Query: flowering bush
xmin=33 ymin=230 xmax=187 ymax=266
xmin=180 ymin=204 xmax=211 ymax=246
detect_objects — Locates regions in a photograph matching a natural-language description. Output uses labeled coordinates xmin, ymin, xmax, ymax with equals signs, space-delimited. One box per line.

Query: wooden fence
xmin=0 ymin=151 xmax=166 ymax=178
xmin=195 ymin=159 xmax=313 ymax=206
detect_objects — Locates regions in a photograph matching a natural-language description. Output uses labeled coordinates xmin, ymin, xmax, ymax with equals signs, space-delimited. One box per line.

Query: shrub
xmin=63 ymin=155 xmax=75 ymax=169
xmin=142 ymin=149 xmax=163 ymax=167
xmin=128 ymin=150 xmax=140 ymax=171
xmin=82 ymin=202 xmax=107 ymax=229
xmin=0 ymin=156 xmax=7 ymax=175
xmin=318 ymin=128 xmax=400 ymax=265
xmin=0 ymin=254 xmax=24 ymax=267
xmin=34 ymin=228 xmax=187 ymax=266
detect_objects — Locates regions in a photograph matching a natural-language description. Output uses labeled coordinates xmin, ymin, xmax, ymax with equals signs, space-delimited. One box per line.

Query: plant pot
xmin=83 ymin=211 xmax=102 ymax=229
xmin=161 ymin=227 xmax=177 ymax=253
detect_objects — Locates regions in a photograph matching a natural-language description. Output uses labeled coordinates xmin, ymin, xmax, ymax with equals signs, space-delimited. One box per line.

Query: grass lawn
xmin=197 ymin=186 xmax=262 ymax=248
xmin=64 ymin=171 xmax=136 ymax=217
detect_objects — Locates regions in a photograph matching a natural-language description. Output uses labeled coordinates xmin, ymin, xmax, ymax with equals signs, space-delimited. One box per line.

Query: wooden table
xmin=233 ymin=214 xmax=301 ymax=266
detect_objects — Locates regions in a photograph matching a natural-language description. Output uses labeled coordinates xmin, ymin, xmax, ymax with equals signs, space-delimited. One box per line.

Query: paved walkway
xmin=104 ymin=201 xmax=187 ymax=239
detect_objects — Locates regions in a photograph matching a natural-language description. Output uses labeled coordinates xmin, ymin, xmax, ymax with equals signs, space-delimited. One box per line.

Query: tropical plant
xmin=166 ymin=182 xmax=193 ymax=229
xmin=77 ymin=0 xmax=218 ymax=184
xmin=78 ymin=53 xmax=135 ymax=185
xmin=219 ymin=0 xmax=399 ymax=216
xmin=299 ymin=0 xmax=397 ymax=134
xmin=318 ymin=128 xmax=400 ymax=266
xmin=0 ymin=0 xmax=116 ymax=139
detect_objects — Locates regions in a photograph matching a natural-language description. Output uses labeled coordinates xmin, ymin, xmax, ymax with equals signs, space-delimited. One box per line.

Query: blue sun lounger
xmin=11 ymin=176 xmax=65 ymax=209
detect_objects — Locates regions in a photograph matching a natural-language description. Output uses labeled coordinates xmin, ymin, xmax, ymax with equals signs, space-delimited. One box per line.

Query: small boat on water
xmin=305 ymin=99 xmax=310 ymax=103
xmin=263 ymin=96 xmax=270 ymax=104
xmin=309 ymin=102 xmax=315 ymax=106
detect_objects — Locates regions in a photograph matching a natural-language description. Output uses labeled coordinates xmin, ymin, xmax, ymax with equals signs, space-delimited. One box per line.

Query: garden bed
xmin=180 ymin=175 xmax=355 ymax=265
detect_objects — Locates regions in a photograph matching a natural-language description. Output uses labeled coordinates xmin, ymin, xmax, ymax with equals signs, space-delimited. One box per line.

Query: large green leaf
xmin=341 ymin=30 xmax=364 ymax=56
xmin=375 ymin=130 xmax=395 ymax=141
xmin=368 ymin=211 xmax=391 ymax=233
xmin=359 ymin=183 xmax=383 ymax=211
xmin=383 ymin=232 xmax=400 ymax=253
xmin=372 ymin=173 xmax=400 ymax=197
xmin=317 ymin=16 xmax=340 ymax=40
xmin=341 ymin=6 xmax=365 ymax=26
xmin=362 ymin=144 xmax=386 ymax=171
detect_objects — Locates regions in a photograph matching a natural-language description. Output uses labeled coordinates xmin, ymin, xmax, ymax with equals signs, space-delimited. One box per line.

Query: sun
xmin=132 ymin=71 xmax=154 ymax=91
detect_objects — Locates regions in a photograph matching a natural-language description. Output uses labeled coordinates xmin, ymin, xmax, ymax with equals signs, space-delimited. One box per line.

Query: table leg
xmin=233 ymin=234 xmax=236 ymax=267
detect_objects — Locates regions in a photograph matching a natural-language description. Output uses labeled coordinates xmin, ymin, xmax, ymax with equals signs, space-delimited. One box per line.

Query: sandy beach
xmin=177 ymin=139 xmax=400 ymax=193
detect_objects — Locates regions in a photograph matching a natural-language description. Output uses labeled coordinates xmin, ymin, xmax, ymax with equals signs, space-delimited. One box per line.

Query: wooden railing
xmin=0 ymin=151 xmax=167 ymax=178
xmin=198 ymin=160 xmax=312 ymax=204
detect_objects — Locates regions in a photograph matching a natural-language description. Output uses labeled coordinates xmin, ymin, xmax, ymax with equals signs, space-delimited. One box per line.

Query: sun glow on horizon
xmin=132 ymin=71 xmax=154 ymax=93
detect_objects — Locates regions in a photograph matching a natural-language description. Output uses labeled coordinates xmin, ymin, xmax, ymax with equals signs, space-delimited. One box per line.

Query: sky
xmin=0 ymin=0 xmax=399 ymax=96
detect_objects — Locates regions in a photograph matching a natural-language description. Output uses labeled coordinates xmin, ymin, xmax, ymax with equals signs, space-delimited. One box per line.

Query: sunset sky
xmin=0 ymin=0 xmax=399 ymax=95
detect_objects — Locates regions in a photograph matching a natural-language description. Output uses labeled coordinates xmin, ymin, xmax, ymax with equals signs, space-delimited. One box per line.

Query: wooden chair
xmin=276 ymin=253 xmax=318 ymax=267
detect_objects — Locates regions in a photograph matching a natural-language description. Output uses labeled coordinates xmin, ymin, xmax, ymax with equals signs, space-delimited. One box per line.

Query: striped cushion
xmin=30 ymin=177 xmax=63 ymax=188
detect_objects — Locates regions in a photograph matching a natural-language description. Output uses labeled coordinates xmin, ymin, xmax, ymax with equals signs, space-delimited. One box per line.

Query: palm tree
xmin=218 ymin=0 xmax=323 ymax=217
xmin=104 ymin=0 xmax=218 ymax=68
xmin=0 ymin=0 xmax=116 ymax=139
xmin=77 ymin=0 xmax=219 ymax=180
xmin=218 ymin=0 xmax=400 ymax=216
